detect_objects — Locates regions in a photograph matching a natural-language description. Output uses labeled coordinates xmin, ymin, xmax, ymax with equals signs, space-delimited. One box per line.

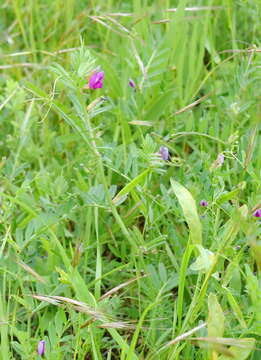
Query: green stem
xmin=77 ymin=90 xmax=135 ymax=247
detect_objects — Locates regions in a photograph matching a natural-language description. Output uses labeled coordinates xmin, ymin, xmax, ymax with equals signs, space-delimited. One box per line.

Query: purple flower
xmin=159 ymin=146 xmax=169 ymax=161
xmin=200 ymin=200 xmax=208 ymax=207
xmin=37 ymin=340 xmax=45 ymax=356
xmin=253 ymin=209 xmax=261 ymax=218
xmin=129 ymin=78 xmax=135 ymax=88
xmin=217 ymin=153 xmax=224 ymax=166
xmin=210 ymin=153 xmax=225 ymax=171
xmin=89 ymin=71 xmax=104 ymax=89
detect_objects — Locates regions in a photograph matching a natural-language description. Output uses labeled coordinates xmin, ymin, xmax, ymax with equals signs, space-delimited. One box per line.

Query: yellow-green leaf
xmin=113 ymin=169 xmax=150 ymax=204
xmin=208 ymin=293 xmax=225 ymax=338
xmin=170 ymin=179 xmax=202 ymax=244
xmin=218 ymin=338 xmax=255 ymax=360
xmin=190 ymin=245 xmax=215 ymax=273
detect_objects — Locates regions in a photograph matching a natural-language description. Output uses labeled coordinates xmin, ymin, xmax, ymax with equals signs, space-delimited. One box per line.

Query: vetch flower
xmin=200 ymin=200 xmax=208 ymax=207
xmin=217 ymin=153 xmax=224 ymax=166
xmin=37 ymin=340 xmax=45 ymax=356
xmin=210 ymin=152 xmax=225 ymax=171
xmin=129 ymin=78 xmax=135 ymax=88
xmin=89 ymin=71 xmax=104 ymax=89
xmin=253 ymin=209 xmax=261 ymax=218
xmin=159 ymin=146 xmax=169 ymax=161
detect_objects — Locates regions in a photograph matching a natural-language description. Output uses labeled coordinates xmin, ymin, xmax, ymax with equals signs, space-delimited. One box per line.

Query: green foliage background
xmin=0 ymin=0 xmax=260 ymax=359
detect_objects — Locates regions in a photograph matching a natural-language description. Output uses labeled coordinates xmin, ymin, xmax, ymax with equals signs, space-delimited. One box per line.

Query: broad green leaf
xmin=217 ymin=205 xmax=248 ymax=251
xmin=158 ymin=262 xmax=167 ymax=283
xmin=215 ymin=188 xmax=241 ymax=205
xmin=112 ymin=168 xmax=150 ymax=204
xmin=250 ymin=241 xmax=261 ymax=271
xmin=208 ymin=293 xmax=225 ymax=338
xmin=245 ymin=265 xmax=261 ymax=325
xmin=218 ymin=338 xmax=255 ymax=360
xmin=170 ymin=179 xmax=202 ymax=244
xmin=190 ymin=245 xmax=215 ymax=273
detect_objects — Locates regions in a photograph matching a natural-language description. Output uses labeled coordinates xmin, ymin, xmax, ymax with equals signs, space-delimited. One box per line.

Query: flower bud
xmin=37 ymin=340 xmax=45 ymax=356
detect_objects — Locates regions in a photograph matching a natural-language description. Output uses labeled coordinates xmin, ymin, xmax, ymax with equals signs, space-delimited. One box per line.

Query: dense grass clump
xmin=0 ymin=0 xmax=260 ymax=359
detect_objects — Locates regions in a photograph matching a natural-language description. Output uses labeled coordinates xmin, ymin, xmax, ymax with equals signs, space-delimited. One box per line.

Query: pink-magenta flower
xmin=129 ymin=78 xmax=135 ymax=88
xmin=37 ymin=340 xmax=45 ymax=356
xmin=89 ymin=71 xmax=104 ymax=89
xmin=253 ymin=209 xmax=261 ymax=218
xmin=200 ymin=200 xmax=208 ymax=207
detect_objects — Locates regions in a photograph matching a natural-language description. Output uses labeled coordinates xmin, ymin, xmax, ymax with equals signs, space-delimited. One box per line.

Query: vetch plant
xmin=217 ymin=153 xmax=225 ymax=165
xmin=253 ymin=208 xmax=261 ymax=218
xmin=89 ymin=71 xmax=105 ymax=89
xmin=37 ymin=340 xmax=45 ymax=356
xmin=3 ymin=3 xmax=261 ymax=358
xmin=199 ymin=200 xmax=208 ymax=207
xmin=210 ymin=152 xmax=225 ymax=171
xmin=129 ymin=78 xmax=135 ymax=88
xmin=159 ymin=146 xmax=169 ymax=161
